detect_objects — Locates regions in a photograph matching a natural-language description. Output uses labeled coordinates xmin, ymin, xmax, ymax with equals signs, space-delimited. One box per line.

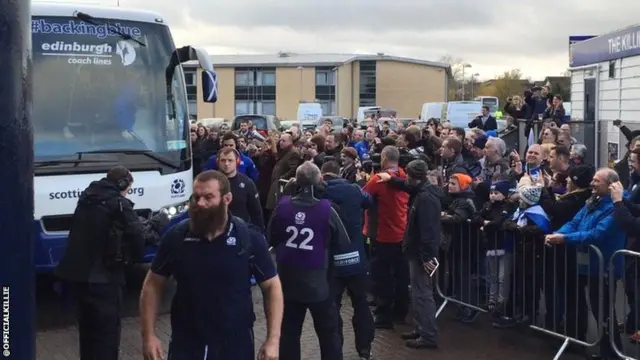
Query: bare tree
xmin=438 ymin=55 xmax=466 ymax=100
xmin=438 ymin=55 xmax=465 ymax=82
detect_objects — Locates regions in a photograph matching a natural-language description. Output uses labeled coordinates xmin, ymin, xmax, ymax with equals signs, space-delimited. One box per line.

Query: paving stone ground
xmin=34 ymin=270 xmax=591 ymax=360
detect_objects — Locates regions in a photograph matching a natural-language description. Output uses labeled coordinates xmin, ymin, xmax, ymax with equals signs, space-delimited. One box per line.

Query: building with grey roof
xmin=183 ymin=52 xmax=451 ymax=120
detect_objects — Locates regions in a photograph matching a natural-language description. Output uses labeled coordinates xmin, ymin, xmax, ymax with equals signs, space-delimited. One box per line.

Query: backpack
xmin=173 ymin=216 xmax=258 ymax=275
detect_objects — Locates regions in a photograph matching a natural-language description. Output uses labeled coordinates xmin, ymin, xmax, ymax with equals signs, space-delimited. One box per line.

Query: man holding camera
xmin=55 ymin=165 xmax=167 ymax=360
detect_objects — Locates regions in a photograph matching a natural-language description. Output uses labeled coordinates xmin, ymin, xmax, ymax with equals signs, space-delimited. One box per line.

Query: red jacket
xmin=363 ymin=168 xmax=409 ymax=243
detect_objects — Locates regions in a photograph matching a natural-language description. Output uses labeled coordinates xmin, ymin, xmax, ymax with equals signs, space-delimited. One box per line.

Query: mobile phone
xmin=424 ymin=258 xmax=439 ymax=277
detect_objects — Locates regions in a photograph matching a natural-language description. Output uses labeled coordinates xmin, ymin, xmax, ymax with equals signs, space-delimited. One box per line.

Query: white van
xmin=297 ymin=102 xmax=323 ymax=129
xmin=474 ymin=96 xmax=500 ymax=114
xmin=445 ymin=101 xmax=483 ymax=129
xmin=357 ymin=106 xmax=380 ymax=123
xmin=420 ymin=102 xmax=446 ymax=121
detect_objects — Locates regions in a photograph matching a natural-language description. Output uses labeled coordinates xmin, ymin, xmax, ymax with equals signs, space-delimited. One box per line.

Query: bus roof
xmin=31 ymin=2 xmax=167 ymax=25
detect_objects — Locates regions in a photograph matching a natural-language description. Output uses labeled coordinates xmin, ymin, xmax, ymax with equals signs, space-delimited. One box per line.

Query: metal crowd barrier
xmin=608 ymin=249 xmax=640 ymax=360
xmin=277 ymin=178 xmax=289 ymax=199
xmin=434 ymin=219 xmax=605 ymax=360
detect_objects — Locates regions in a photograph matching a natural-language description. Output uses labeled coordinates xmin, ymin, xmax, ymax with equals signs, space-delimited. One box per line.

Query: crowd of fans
xmin=188 ymin=106 xmax=640 ymax=359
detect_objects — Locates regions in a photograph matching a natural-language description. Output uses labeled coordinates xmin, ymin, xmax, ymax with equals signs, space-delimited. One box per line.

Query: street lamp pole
xmin=296 ymin=66 xmax=303 ymax=101
xmin=461 ymin=63 xmax=472 ymax=100
xmin=471 ymin=73 xmax=479 ymax=98
xmin=332 ymin=67 xmax=338 ymax=116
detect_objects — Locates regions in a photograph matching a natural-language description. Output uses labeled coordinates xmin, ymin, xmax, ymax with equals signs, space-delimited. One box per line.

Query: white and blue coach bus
xmin=31 ymin=2 xmax=217 ymax=272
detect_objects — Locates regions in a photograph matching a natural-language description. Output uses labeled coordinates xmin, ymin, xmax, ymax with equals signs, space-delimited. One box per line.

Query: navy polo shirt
xmin=150 ymin=217 xmax=276 ymax=347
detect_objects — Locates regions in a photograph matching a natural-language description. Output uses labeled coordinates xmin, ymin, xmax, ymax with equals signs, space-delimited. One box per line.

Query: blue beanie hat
xmin=490 ymin=180 xmax=512 ymax=197
xmin=486 ymin=130 xmax=498 ymax=138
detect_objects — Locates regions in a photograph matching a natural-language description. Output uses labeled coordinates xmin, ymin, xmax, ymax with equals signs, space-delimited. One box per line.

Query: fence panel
xmin=609 ymin=249 xmax=640 ymax=360
xmin=435 ymin=220 xmax=605 ymax=360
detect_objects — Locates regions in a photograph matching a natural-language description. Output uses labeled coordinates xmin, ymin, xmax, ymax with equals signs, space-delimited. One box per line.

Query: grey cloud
xmin=125 ymin=0 xmax=640 ymax=61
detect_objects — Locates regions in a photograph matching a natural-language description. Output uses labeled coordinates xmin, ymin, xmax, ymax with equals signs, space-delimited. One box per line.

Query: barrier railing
xmin=608 ymin=249 xmax=640 ymax=360
xmin=435 ymin=220 xmax=605 ymax=360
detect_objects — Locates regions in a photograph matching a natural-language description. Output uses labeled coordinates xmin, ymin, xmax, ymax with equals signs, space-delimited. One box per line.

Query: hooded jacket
xmin=557 ymin=194 xmax=627 ymax=278
xmin=402 ymin=181 xmax=443 ymax=262
xmin=55 ymin=179 xmax=154 ymax=284
xmin=323 ymin=175 xmax=373 ymax=276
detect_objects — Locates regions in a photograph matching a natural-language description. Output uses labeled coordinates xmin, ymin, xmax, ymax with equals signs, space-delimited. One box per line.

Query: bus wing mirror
xmin=166 ymin=45 xmax=218 ymax=103
xmin=201 ymin=70 xmax=218 ymax=103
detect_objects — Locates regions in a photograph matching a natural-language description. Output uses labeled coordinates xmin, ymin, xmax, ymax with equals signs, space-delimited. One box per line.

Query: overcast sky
xmin=110 ymin=0 xmax=640 ymax=80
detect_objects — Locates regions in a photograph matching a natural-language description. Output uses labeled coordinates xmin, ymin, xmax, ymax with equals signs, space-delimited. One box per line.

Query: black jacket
xmin=472 ymin=200 xmax=516 ymax=251
xmin=55 ymin=179 xmax=158 ymax=284
xmin=228 ymin=172 xmax=264 ymax=230
xmin=613 ymin=200 xmax=640 ymax=253
xmin=468 ymin=115 xmax=497 ymax=131
xmin=403 ymin=181 xmax=443 ymax=262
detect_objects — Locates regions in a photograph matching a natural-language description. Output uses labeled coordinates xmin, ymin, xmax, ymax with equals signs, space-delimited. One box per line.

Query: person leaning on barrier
xmin=55 ymin=165 xmax=168 ymax=360
xmin=609 ymin=179 xmax=640 ymax=342
xmin=471 ymin=176 xmax=516 ymax=317
xmin=269 ymin=161 xmax=350 ymax=360
xmin=440 ymin=173 xmax=479 ymax=323
xmin=545 ymin=168 xmax=625 ymax=358
xmin=395 ymin=160 xmax=442 ymax=349
xmin=494 ymin=185 xmax=550 ymax=329
xmin=536 ymin=164 xmax=594 ymax=336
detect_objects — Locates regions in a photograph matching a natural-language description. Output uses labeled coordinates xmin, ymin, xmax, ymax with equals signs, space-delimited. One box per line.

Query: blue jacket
xmin=557 ymin=194 xmax=626 ymax=278
xmin=354 ymin=140 xmax=371 ymax=159
xmin=115 ymin=82 xmax=138 ymax=132
xmin=202 ymin=153 xmax=258 ymax=182
xmin=531 ymin=96 xmax=547 ymax=120
xmin=323 ymin=176 xmax=372 ymax=277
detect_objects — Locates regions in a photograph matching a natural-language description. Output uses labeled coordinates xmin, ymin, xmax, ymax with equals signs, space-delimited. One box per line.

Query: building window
xmin=315 ymin=71 xmax=335 ymax=86
xmin=234 ymin=68 xmax=277 ymax=116
xmin=359 ymin=61 xmax=376 ymax=106
xmin=315 ymin=66 xmax=336 ymax=110
xmin=186 ymin=86 xmax=197 ymax=101
xmin=319 ymin=100 xmax=336 ymax=116
xmin=184 ymin=71 xmax=196 ymax=86
xmin=235 ymin=70 xmax=254 ymax=86
xmin=257 ymin=101 xmax=276 ymax=115
xmin=258 ymin=71 xmax=276 ymax=86
xmin=187 ymin=101 xmax=197 ymax=119
xmin=235 ymin=100 xmax=252 ymax=116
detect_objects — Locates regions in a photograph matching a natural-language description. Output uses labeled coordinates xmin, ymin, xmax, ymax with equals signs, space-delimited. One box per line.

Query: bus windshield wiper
xmin=74 ymin=11 xmax=146 ymax=47
xmin=78 ymin=149 xmax=180 ymax=170
xmin=35 ymin=159 xmax=114 ymax=168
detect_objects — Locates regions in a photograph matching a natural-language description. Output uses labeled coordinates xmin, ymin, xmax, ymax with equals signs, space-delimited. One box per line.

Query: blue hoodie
xmin=354 ymin=140 xmax=371 ymax=159
xmin=323 ymin=176 xmax=372 ymax=277
xmin=557 ymin=194 xmax=627 ymax=278
xmin=202 ymin=153 xmax=258 ymax=182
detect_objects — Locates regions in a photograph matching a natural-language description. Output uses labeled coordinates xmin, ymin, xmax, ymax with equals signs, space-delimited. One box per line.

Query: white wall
xmin=570 ymin=70 xmax=585 ymax=120
xmin=570 ymin=55 xmax=640 ymax=165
